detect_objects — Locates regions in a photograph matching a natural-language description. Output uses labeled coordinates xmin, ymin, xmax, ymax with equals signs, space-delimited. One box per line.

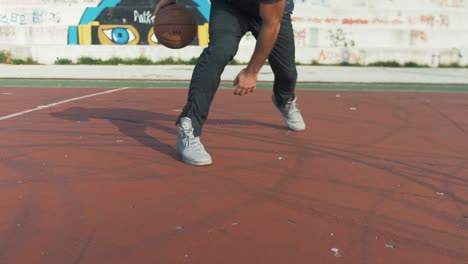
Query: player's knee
xmin=277 ymin=69 xmax=298 ymax=84
xmin=207 ymin=42 xmax=238 ymax=64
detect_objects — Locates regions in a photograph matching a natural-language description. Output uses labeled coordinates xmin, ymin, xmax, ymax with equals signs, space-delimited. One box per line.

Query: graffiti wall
xmin=1 ymin=0 xmax=468 ymax=64
xmin=66 ymin=0 xmax=210 ymax=45
xmin=292 ymin=0 xmax=468 ymax=48
xmin=290 ymin=0 xmax=468 ymax=64
xmin=0 ymin=0 xmax=210 ymax=46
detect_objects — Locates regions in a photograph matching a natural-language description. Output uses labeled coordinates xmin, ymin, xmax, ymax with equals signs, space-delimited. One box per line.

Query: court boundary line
xmin=0 ymin=87 xmax=129 ymax=121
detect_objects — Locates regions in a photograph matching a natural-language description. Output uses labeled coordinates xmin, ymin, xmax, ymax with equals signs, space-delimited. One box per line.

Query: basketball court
xmin=0 ymin=79 xmax=467 ymax=263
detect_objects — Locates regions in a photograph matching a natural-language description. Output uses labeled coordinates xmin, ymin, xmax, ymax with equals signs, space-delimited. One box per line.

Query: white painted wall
xmin=1 ymin=0 xmax=467 ymax=65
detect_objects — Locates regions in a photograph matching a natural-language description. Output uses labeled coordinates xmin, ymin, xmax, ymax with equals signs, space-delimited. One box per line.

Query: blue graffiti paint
xmin=68 ymin=26 xmax=78 ymax=44
xmin=68 ymin=0 xmax=121 ymax=44
xmin=192 ymin=0 xmax=211 ymax=21
xmin=79 ymin=0 xmax=121 ymax=25
xmin=111 ymin=28 xmax=130 ymax=44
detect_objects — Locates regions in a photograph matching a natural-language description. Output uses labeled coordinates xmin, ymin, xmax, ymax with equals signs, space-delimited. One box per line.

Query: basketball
xmin=153 ymin=5 xmax=198 ymax=49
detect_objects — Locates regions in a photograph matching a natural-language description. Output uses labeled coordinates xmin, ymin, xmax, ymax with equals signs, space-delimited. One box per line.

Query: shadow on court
xmin=50 ymin=107 xmax=284 ymax=160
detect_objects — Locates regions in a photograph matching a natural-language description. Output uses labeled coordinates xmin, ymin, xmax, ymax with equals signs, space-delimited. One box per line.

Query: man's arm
xmin=233 ymin=0 xmax=286 ymax=96
xmin=247 ymin=0 xmax=286 ymax=73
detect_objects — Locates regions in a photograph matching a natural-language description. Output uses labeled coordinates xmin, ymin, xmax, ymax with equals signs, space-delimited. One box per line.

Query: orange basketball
xmin=153 ymin=5 xmax=198 ymax=49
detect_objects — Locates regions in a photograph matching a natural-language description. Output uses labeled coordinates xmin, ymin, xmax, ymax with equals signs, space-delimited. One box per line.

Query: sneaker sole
xmin=283 ymin=117 xmax=306 ymax=131
xmin=177 ymin=144 xmax=213 ymax=166
xmin=182 ymin=156 xmax=213 ymax=166
xmin=287 ymin=124 xmax=306 ymax=131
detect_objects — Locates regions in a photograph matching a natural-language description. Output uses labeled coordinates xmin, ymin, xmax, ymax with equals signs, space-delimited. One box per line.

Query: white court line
xmin=0 ymin=87 xmax=129 ymax=121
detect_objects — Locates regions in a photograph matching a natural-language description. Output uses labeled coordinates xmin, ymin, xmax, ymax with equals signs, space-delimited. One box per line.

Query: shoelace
xmin=181 ymin=127 xmax=204 ymax=152
xmin=285 ymin=101 xmax=301 ymax=120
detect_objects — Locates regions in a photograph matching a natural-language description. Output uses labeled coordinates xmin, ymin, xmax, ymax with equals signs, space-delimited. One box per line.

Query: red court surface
xmin=0 ymin=87 xmax=467 ymax=264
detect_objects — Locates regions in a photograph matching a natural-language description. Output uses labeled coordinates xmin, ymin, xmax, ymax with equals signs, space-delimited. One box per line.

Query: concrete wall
xmin=1 ymin=0 xmax=467 ymax=65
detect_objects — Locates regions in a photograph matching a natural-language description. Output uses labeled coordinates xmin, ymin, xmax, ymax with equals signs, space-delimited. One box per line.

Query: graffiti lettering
xmin=319 ymin=49 xmax=366 ymax=65
xmin=328 ymin=29 xmax=355 ymax=47
xmin=133 ymin=10 xmax=154 ymax=25
xmin=0 ymin=9 xmax=62 ymax=25
xmin=293 ymin=29 xmax=306 ymax=47
xmin=342 ymin=19 xmax=368 ymax=25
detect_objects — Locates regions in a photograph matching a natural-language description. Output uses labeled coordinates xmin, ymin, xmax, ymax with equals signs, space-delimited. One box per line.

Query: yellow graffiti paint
xmin=198 ymin=23 xmax=209 ymax=46
xmin=78 ymin=21 xmax=99 ymax=45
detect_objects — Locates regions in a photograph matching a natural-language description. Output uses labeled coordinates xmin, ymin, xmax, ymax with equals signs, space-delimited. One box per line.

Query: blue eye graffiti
xmin=103 ymin=28 xmax=136 ymax=44
xmin=97 ymin=25 xmax=140 ymax=45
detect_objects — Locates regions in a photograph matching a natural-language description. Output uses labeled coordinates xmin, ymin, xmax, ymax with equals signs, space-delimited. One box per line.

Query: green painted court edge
xmin=1 ymin=79 xmax=468 ymax=92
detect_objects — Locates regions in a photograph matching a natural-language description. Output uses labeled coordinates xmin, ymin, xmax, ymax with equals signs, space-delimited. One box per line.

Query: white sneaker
xmin=272 ymin=95 xmax=306 ymax=131
xmin=176 ymin=117 xmax=213 ymax=166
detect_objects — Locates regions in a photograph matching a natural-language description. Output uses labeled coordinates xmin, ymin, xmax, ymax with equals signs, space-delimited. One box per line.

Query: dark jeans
xmin=178 ymin=0 xmax=298 ymax=136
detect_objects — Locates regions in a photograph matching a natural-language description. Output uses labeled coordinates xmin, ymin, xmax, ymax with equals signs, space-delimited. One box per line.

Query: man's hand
xmin=233 ymin=69 xmax=258 ymax=96
xmin=154 ymin=0 xmax=177 ymax=15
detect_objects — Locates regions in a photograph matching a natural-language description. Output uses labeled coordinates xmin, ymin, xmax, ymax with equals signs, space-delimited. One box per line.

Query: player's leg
xmin=269 ymin=14 xmax=305 ymax=131
xmin=176 ymin=1 xmax=248 ymax=166
xmin=178 ymin=0 xmax=248 ymax=136
xmin=268 ymin=13 xmax=297 ymax=108
xmin=250 ymin=13 xmax=305 ymax=131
